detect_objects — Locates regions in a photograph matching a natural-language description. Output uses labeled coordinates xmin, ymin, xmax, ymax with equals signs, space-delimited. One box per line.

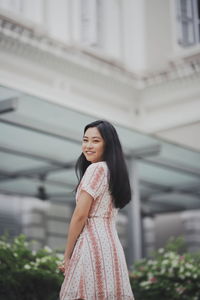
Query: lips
xmin=86 ymin=151 xmax=95 ymax=154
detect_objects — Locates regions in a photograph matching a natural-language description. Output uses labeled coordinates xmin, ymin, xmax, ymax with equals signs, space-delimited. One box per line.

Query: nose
xmin=86 ymin=141 xmax=93 ymax=148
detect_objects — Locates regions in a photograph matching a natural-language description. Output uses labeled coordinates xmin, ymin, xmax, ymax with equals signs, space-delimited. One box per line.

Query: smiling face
xmin=82 ymin=127 xmax=105 ymax=163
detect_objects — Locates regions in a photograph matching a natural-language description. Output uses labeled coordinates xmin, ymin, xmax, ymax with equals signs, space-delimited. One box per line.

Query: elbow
xmin=74 ymin=213 xmax=88 ymax=222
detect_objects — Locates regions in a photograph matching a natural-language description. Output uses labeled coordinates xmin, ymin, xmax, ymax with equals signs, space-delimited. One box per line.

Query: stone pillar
xmin=127 ymin=159 xmax=143 ymax=266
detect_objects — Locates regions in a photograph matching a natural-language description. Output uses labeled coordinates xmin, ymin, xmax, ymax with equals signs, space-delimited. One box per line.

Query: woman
xmin=59 ymin=120 xmax=134 ymax=300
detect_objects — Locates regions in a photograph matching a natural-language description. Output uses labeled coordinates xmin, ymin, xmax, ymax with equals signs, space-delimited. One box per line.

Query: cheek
xmin=100 ymin=144 xmax=105 ymax=154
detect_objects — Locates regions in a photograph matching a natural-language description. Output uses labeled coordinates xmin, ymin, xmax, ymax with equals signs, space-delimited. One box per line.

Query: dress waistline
xmin=88 ymin=216 xmax=114 ymax=219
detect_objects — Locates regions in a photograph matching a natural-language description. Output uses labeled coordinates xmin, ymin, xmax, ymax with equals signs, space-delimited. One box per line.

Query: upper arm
xmin=80 ymin=163 xmax=106 ymax=199
xmin=74 ymin=163 xmax=107 ymax=219
xmin=74 ymin=190 xmax=93 ymax=219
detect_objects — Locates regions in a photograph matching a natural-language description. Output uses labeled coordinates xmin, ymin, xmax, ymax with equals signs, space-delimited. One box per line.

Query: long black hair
xmin=75 ymin=120 xmax=132 ymax=209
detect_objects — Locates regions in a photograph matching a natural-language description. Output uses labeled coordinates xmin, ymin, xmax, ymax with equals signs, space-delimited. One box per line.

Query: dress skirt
xmin=59 ymin=161 xmax=134 ymax=300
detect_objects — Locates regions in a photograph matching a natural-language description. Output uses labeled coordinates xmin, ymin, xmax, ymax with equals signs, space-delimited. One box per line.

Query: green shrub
xmin=0 ymin=233 xmax=64 ymax=300
xmin=130 ymin=237 xmax=200 ymax=300
xmin=2 ymin=234 xmax=200 ymax=300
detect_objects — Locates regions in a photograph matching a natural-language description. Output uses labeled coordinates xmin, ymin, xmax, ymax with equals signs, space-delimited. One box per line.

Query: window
xmin=176 ymin=0 xmax=200 ymax=47
xmin=198 ymin=0 xmax=200 ymax=41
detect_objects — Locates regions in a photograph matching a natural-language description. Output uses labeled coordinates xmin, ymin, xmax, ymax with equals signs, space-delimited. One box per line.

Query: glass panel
xmin=139 ymin=184 xmax=157 ymax=198
xmin=198 ymin=0 xmax=200 ymax=18
xmin=1 ymin=95 xmax=94 ymax=136
xmin=48 ymin=169 xmax=77 ymax=186
xmin=177 ymin=0 xmax=196 ymax=46
xmin=159 ymin=142 xmax=200 ymax=169
xmin=152 ymin=193 xmax=199 ymax=204
xmin=182 ymin=20 xmax=195 ymax=44
xmin=0 ymin=178 xmax=72 ymax=195
xmin=0 ymin=152 xmax=50 ymax=172
xmin=186 ymin=0 xmax=193 ymax=18
xmin=180 ymin=0 xmax=193 ymax=18
xmin=0 ymin=86 xmax=22 ymax=101
xmin=181 ymin=0 xmax=187 ymax=16
xmin=1 ymin=85 xmax=200 ymax=212
xmin=150 ymin=193 xmax=200 ymax=208
xmin=199 ymin=23 xmax=200 ymax=41
xmin=138 ymin=161 xmax=200 ymax=187
xmin=176 ymin=0 xmax=181 ymax=17
xmin=115 ymin=125 xmax=158 ymax=152
xmin=0 ymin=123 xmax=81 ymax=163
xmin=188 ymin=21 xmax=195 ymax=43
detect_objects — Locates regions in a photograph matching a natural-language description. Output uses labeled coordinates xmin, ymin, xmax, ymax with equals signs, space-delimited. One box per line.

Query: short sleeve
xmin=80 ymin=162 xmax=107 ymax=200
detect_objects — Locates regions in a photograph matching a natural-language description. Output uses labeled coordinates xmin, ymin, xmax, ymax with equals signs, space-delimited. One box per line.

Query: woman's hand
xmin=57 ymin=261 xmax=65 ymax=273
xmin=64 ymin=257 xmax=70 ymax=274
xmin=58 ymin=257 xmax=70 ymax=274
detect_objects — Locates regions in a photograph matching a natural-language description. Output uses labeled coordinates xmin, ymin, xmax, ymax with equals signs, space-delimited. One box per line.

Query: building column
xmin=127 ymin=159 xmax=143 ymax=266
xmin=121 ymin=0 xmax=146 ymax=72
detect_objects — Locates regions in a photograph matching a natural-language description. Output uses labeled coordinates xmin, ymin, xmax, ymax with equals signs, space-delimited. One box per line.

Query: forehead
xmin=84 ymin=127 xmax=102 ymax=137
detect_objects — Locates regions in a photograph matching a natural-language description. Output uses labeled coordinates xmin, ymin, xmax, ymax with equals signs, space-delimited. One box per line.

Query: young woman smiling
xmin=82 ymin=126 xmax=105 ymax=163
xmin=59 ymin=120 xmax=134 ymax=300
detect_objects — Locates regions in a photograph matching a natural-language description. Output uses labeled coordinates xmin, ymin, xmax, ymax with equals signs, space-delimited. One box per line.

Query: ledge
xmin=0 ymin=13 xmax=200 ymax=89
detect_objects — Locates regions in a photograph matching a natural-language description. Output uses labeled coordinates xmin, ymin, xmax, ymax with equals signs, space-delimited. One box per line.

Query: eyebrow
xmin=83 ymin=135 xmax=102 ymax=139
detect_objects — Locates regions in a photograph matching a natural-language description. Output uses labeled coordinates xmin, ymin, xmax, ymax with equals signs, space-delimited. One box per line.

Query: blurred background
xmin=0 ymin=0 xmax=200 ymax=268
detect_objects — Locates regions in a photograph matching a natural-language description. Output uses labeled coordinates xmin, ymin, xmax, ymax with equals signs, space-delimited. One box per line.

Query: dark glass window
xmin=176 ymin=0 xmax=200 ymax=46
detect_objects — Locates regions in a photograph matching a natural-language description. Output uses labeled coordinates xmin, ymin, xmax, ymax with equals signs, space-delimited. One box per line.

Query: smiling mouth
xmin=86 ymin=151 xmax=95 ymax=154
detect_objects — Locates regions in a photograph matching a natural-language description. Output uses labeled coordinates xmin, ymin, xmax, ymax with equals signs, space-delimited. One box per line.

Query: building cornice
xmin=0 ymin=13 xmax=200 ymax=89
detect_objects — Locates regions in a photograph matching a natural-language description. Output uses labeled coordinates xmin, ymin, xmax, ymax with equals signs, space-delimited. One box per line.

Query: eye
xmin=93 ymin=139 xmax=101 ymax=143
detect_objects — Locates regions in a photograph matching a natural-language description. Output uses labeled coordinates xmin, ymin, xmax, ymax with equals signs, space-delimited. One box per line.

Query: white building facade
xmin=0 ymin=0 xmax=200 ymax=265
xmin=0 ymin=0 xmax=199 ymax=148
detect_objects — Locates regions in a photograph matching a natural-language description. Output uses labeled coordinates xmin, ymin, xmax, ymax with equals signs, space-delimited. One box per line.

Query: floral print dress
xmin=59 ymin=161 xmax=134 ymax=300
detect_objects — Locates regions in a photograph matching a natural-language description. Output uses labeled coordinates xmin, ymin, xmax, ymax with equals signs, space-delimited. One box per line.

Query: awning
xmin=0 ymin=85 xmax=200 ymax=215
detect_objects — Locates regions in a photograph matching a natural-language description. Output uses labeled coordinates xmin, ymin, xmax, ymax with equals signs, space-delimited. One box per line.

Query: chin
xmin=85 ymin=157 xmax=94 ymax=163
